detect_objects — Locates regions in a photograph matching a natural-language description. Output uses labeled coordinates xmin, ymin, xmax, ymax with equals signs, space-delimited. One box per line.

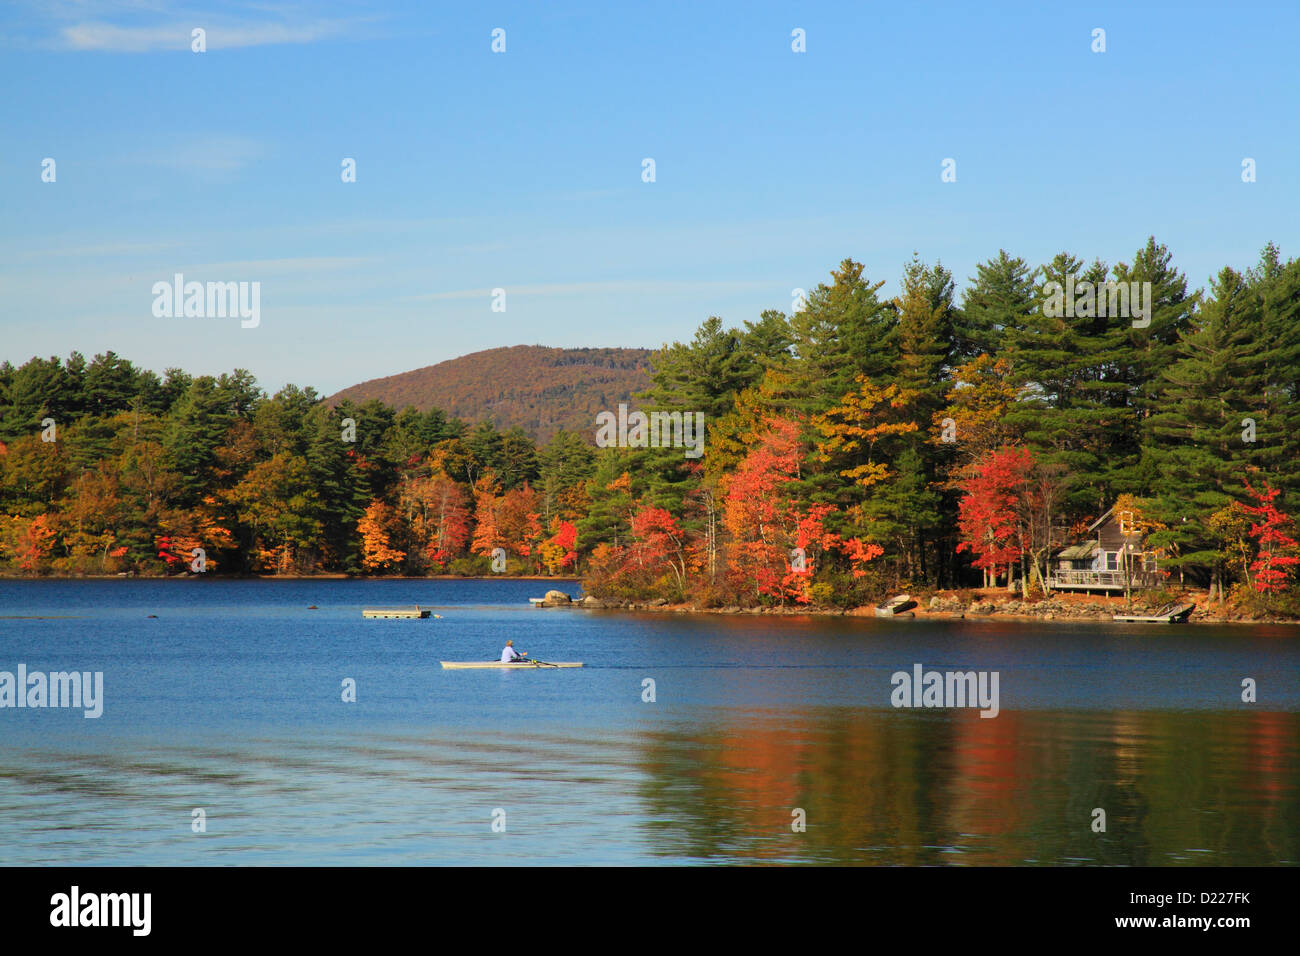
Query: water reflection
xmin=2 ymin=713 xmax=1297 ymax=865
xmin=637 ymin=709 xmax=1300 ymax=865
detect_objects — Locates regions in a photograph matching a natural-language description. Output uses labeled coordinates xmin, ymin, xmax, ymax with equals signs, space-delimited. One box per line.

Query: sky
xmin=1 ymin=0 xmax=1297 ymax=396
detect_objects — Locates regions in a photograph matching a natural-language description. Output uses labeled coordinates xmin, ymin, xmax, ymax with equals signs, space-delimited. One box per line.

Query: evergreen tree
xmin=1144 ymin=267 xmax=1266 ymax=592
xmin=1254 ymin=245 xmax=1300 ymax=496
xmin=955 ymin=250 xmax=1036 ymax=362
xmin=641 ymin=317 xmax=754 ymax=422
xmin=789 ymin=259 xmax=897 ymax=413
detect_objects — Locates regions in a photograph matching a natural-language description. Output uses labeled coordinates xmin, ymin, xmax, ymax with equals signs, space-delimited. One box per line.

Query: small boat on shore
xmin=875 ymin=594 xmax=917 ymax=617
xmin=1113 ymin=603 xmax=1195 ymax=624
xmin=441 ymin=660 xmax=583 ymax=669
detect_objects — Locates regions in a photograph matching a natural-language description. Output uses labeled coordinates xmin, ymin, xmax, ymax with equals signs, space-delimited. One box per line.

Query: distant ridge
xmin=327 ymin=345 xmax=653 ymax=445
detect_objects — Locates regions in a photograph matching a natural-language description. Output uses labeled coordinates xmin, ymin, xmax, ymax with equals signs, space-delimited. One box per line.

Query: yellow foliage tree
xmin=934 ymin=354 xmax=1020 ymax=466
xmin=813 ymin=377 xmax=919 ymax=489
xmin=706 ymin=368 xmax=803 ymax=485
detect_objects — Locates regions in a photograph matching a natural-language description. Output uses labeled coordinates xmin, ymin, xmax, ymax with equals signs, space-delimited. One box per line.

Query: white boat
xmin=874 ymin=594 xmax=917 ymax=617
xmin=440 ymin=661 xmax=584 ymax=669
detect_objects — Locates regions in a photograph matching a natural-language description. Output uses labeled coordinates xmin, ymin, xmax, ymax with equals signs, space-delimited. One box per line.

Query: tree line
xmin=3 ymin=237 xmax=1299 ymax=612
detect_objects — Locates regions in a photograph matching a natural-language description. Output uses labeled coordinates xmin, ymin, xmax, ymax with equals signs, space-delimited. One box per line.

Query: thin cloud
xmin=134 ymin=135 xmax=265 ymax=174
xmin=58 ymin=17 xmax=354 ymax=52
xmin=407 ymin=279 xmax=773 ymax=301
xmin=177 ymin=256 xmax=373 ymax=275
xmin=13 ymin=239 xmax=187 ymax=260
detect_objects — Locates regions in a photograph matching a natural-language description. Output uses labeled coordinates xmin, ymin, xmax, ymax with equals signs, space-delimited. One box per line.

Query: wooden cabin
xmin=1047 ymin=507 xmax=1163 ymax=592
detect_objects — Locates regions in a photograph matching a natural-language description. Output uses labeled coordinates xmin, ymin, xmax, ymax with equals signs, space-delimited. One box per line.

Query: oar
xmin=529 ymin=658 xmax=560 ymax=668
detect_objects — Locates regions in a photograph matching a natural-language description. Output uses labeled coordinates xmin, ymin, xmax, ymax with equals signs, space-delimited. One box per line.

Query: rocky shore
xmin=544 ymin=589 xmax=1300 ymax=625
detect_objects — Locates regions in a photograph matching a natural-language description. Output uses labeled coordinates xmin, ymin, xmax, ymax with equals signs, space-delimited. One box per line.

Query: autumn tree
xmin=227 ymin=453 xmax=323 ymax=573
xmin=538 ymin=520 xmax=578 ymax=575
xmin=625 ymin=507 xmax=693 ymax=596
xmin=0 ymin=513 xmax=56 ymax=574
xmin=1241 ymin=478 xmax=1300 ymax=594
xmin=956 ymin=447 xmax=1034 ymax=590
xmin=359 ymin=499 xmax=406 ymax=572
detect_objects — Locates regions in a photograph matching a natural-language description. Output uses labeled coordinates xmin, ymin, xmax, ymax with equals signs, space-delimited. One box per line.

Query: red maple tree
xmin=722 ymin=417 xmax=882 ymax=602
xmin=956 ymin=446 xmax=1034 ymax=583
xmin=1241 ymin=478 xmax=1300 ymax=593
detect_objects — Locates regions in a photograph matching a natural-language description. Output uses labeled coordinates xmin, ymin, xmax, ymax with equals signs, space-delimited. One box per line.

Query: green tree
xmin=955 ymin=250 xmax=1036 ymax=362
xmin=789 ymin=259 xmax=897 ymax=413
xmin=1144 ymin=267 xmax=1265 ymax=595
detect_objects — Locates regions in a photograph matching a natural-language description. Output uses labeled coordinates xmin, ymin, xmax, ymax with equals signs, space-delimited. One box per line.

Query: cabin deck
xmin=1048 ymin=570 xmax=1161 ymax=591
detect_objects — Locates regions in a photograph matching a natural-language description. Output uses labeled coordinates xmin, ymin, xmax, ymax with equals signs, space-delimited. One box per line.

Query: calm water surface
xmin=1 ymin=579 xmax=1297 ymax=865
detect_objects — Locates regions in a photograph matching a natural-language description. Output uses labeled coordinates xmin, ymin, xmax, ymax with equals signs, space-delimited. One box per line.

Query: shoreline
xmin=0 ymin=573 xmax=580 ymax=582
xmin=566 ymin=590 xmax=1300 ymax=627
xmin=4 ymin=575 xmax=1298 ymax=626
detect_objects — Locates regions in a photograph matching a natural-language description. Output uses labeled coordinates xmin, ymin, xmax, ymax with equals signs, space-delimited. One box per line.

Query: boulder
xmin=542 ymin=589 xmax=572 ymax=607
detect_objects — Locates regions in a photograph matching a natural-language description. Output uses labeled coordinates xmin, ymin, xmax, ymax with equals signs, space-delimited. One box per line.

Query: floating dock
xmin=362 ymin=606 xmax=431 ymax=619
xmin=1113 ymin=603 xmax=1195 ymax=624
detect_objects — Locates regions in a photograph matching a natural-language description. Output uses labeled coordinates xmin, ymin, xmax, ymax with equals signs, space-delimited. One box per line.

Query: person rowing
xmin=500 ymin=640 xmax=529 ymax=663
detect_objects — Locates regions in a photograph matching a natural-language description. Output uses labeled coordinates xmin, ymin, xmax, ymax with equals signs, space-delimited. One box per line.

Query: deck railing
xmin=1048 ymin=569 xmax=1161 ymax=589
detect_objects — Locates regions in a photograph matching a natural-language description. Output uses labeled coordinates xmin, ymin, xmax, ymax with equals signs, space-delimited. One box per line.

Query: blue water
xmin=1 ymin=579 xmax=1297 ymax=865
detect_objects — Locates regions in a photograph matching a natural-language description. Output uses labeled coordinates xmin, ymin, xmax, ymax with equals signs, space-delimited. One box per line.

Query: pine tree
xmin=1254 ymin=246 xmax=1300 ymax=497
xmin=1144 ymin=267 xmax=1265 ymax=595
xmin=893 ymin=255 xmax=956 ymax=584
xmin=788 ymin=259 xmax=897 ymax=413
xmin=1005 ymin=254 xmax=1130 ymax=515
xmin=955 ymin=251 xmax=1036 ymax=362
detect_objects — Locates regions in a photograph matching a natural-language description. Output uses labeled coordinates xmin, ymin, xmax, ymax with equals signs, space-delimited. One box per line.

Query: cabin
xmin=1047 ymin=507 xmax=1164 ymax=592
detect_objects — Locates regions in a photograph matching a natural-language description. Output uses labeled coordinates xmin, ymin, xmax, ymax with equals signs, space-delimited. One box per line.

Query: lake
xmin=1 ymin=579 xmax=1296 ymax=865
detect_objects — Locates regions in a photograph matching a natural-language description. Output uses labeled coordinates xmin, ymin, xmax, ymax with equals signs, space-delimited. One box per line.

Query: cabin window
xmin=1106 ymin=551 xmax=1120 ymax=570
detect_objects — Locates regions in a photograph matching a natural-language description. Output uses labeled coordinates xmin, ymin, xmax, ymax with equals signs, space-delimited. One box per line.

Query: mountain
xmin=327 ymin=345 xmax=654 ymax=444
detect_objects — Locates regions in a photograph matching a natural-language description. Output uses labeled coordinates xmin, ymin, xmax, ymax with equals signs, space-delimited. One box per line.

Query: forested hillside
xmin=326 ymin=345 xmax=651 ymax=444
xmin=3 ymin=237 xmax=1299 ymax=614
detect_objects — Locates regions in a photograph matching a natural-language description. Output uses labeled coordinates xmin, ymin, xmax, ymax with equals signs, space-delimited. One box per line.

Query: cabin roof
xmin=1088 ymin=508 xmax=1114 ymax=533
xmin=1056 ymin=541 xmax=1099 ymax=560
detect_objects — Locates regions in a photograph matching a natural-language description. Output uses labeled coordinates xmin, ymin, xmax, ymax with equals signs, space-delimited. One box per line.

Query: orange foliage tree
xmin=400 ymin=471 xmax=471 ymax=569
xmin=358 ymin=499 xmax=406 ymax=572
xmin=0 ymin=513 xmax=56 ymax=574
xmin=539 ymin=520 xmax=578 ymax=574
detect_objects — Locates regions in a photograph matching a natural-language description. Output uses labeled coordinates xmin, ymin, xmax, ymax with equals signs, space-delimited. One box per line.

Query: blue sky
xmin=2 ymin=0 xmax=1297 ymax=395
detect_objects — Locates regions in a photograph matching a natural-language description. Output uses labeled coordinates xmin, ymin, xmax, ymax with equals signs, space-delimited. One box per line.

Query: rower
xmin=500 ymin=640 xmax=528 ymax=663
